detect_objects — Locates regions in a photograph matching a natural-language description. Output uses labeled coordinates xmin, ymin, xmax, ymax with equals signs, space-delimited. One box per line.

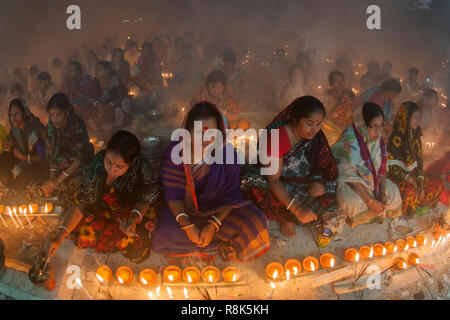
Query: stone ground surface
xmin=0 ymin=109 xmax=449 ymax=300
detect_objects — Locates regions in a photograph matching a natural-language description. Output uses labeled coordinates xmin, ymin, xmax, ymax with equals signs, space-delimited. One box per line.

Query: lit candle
xmin=284 ymin=259 xmax=302 ymax=276
xmin=201 ymin=266 xmax=220 ymax=284
xmin=148 ymin=291 xmax=154 ymax=300
xmin=96 ymin=265 xmax=113 ymax=283
xmin=139 ymin=269 xmax=157 ymax=286
xmin=373 ymin=244 xmax=387 ymax=257
xmin=116 ymin=266 xmax=133 ymax=284
xmin=29 ymin=203 xmax=38 ymax=215
xmin=359 ymin=246 xmax=374 ymax=260
xmin=223 ymin=266 xmax=240 ymax=283
xmin=345 ymin=248 xmax=360 ymax=262
xmin=265 ymin=262 xmax=284 ymax=280
xmin=394 ymin=257 xmax=408 ymax=270
xmin=163 ymin=266 xmax=181 ymax=283
xmin=385 ymin=242 xmax=398 ymax=254
xmin=396 ymin=239 xmax=409 ymax=252
xmin=408 ymin=253 xmax=420 ymax=266
xmin=183 ymin=287 xmax=189 ymax=299
xmin=302 ymin=256 xmax=319 ymax=272
xmin=182 ymin=266 xmax=200 ymax=284
xmin=319 ymin=253 xmax=336 ymax=269
xmin=406 ymin=236 xmax=417 ymax=249
xmin=20 ymin=206 xmax=34 ymax=228
xmin=7 ymin=207 xmax=19 ymax=229
xmin=44 ymin=203 xmax=54 ymax=214
xmin=0 ymin=205 xmax=8 ymax=227
xmin=12 ymin=207 xmax=24 ymax=229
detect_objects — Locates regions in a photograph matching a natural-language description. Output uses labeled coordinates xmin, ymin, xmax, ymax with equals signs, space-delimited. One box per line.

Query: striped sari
xmin=151 ymin=141 xmax=270 ymax=263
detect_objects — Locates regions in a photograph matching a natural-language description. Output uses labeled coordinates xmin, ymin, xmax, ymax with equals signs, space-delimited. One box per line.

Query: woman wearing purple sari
xmin=151 ymin=101 xmax=270 ymax=263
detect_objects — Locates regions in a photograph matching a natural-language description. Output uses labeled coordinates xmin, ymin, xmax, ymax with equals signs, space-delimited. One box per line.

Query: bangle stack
xmin=176 ymin=213 xmax=189 ymax=223
xmin=58 ymin=225 xmax=70 ymax=236
xmin=62 ymin=170 xmax=71 ymax=177
xmin=287 ymin=197 xmax=297 ymax=210
xmin=181 ymin=224 xmax=195 ymax=230
xmin=131 ymin=209 xmax=143 ymax=223
xmin=207 ymin=220 xmax=220 ymax=232
xmin=210 ymin=215 xmax=222 ymax=226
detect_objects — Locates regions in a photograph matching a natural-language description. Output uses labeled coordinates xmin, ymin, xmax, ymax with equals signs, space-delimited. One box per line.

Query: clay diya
xmin=182 ymin=266 xmax=201 ymax=284
xmin=396 ymin=239 xmax=409 ymax=252
xmin=43 ymin=202 xmax=54 ymax=214
xmin=345 ymin=248 xmax=360 ymax=262
xmin=284 ymin=259 xmax=302 ymax=276
xmin=359 ymin=246 xmax=374 ymax=260
xmin=139 ymin=269 xmax=157 ymax=286
xmin=415 ymin=234 xmax=427 ymax=247
xmin=373 ymin=243 xmax=387 ymax=257
xmin=385 ymin=242 xmax=398 ymax=254
xmin=265 ymin=262 xmax=284 ymax=280
xmin=96 ymin=265 xmax=113 ymax=283
xmin=393 ymin=257 xmax=408 ymax=270
xmin=408 ymin=253 xmax=420 ymax=266
xmin=319 ymin=253 xmax=336 ymax=269
xmin=222 ymin=266 xmax=241 ymax=283
xmin=163 ymin=266 xmax=181 ymax=283
xmin=406 ymin=236 xmax=417 ymax=249
xmin=303 ymin=256 xmax=319 ymax=272
xmin=116 ymin=266 xmax=133 ymax=284
xmin=202 ymin=266 xmax=220 ymax=284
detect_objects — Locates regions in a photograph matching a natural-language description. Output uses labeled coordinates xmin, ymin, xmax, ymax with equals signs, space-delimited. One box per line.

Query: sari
xmin=240 ymin=101 xmax=339 ymax=224
xmin=151 ymin=103 xmax=270 ymax=263
xmin=387 ymin=102 xmax=443 ymax=214
xmin=72 ymin=151 xmax=160 ymax=263
xmin=0 ymin=99 xmax=46 ymax=189
xmin=46 ymin=106 xmax=94 ymax=202
xmin=358 ymin=87 xmax=394 ymax=124
xmin=332 ymin=105 xmax=402 ymax=227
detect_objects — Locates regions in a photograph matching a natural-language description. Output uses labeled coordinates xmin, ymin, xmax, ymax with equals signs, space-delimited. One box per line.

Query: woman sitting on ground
xmin=47 ymin=130 xmax=160 ymax=263
xmin=332 ymin=102 xmax=403 ymax=227
xmin=151 ymin=101 xmax=270 ymax=263
xmin=241 ymin=96 xmax=340 ymax=238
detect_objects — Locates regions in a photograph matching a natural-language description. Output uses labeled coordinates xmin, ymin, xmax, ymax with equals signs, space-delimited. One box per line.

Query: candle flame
xmin=44 ymin=203 xmax=48 ymax=213
xmin=209 ymin=274 xmax=213 ymax=283
xmin=382 ymin=247 xmax=387 ymax=256
xmin=118 ymin=276 xmax=124 ymax=284
xmin=19 ymin=207 xmax=22 ymax=214
xmin=167 ymin=287 xmax=173 ymax=299
xmin=330 ymin=258 xmax=335 ymax=268
xmin=431 ymin=240 xmax=436 ymax=248
xmin=393 ymin=245 xmax=398 ymax=253
xmin=310 ymin=261 xmax=315 ymax=272
xmin=413 ymin=241 xmax=417 ymax=247
xmin=272 ymin=270 xmax=278 ymax=279
xmin=415 ymin=258 xmax=419 ymax=264
xmin=141 ymin=277 xmax=148 ymax=285
xmin=156 ymin=286 xmax=161 ymax=297
xmin=168 ymin=274 xmax=174 ymax=282
xmin=293 ymin=266 xmax=298 ymax=276
xmin=75 ymin=278 xmax=82 ymax=287
xmin=369 ymin=247 xmax=374 ymax=258
xmin=183 ymin=287 xmax=188 ymax=298
xmin=404 ymin=244 xmax=409 ymax=251
xmin=232 ymin=274 xmax=237 ymax=282
xmin=423 ymin=238 xmax=427 ymax=245
xmin=187 ymin=274 xmax=192 ymax=283
xmin=28 ymin=204 xmax=33 ymax=214
xmin=355 ymin=253 xmax=360 ymax=262
xmin=96 ymin=274 xmax=104 ymax=283
xmin=13 ymin=207 xmax=17 ymax=214
xmin=148 ymin=291 xmax=154 ymax=300
xmin=270 ymin=282 xmax=276 ymax=289
xmin=286 ymin=270 xmax=290 ymax=280
xmin=402 ymin=262 xmax=407 ymax=269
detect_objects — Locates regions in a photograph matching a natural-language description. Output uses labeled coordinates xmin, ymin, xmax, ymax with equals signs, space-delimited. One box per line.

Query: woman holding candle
xmin=46 ymin=130 xmax=160 ymax=263
xmin=0 ymin=99 xmax=47 ymax=190
xmin=151 ymin=101 xmax=270 ymax=262
xmin=40 ymin=93 xmax=94 ymax=201
xmin=241 ymin=96 xmax=340 ymax=238
xmin=387 ymin=102 xmax=443 ymax=216
xmin=331 ymin=102 xmax=402 ymax=227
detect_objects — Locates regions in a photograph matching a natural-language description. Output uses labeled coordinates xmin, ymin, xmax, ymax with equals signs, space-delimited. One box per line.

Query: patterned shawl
xmin=332 ymin=104 xmax=387 ymax=196
xmin=76 ymin=150 xmax=160 ymax=216
xmin=8 ymin=99 xmax=45 ymax=157
xmin=387 ymin=102 xmax=423 ymax=173
xmin=46 ymin=105 xmax=94 ymax=169
xmin=266 ymin=98 xmax=338 ymax=181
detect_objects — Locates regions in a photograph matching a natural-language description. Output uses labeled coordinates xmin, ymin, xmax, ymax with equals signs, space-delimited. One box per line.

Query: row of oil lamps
xmin=95 ymin=265 xmax=241 ymax=286
xmin=266 ymin=233 xmax=449 ymax=281
xmin=0 ymin=203 xmax=54 ymax=229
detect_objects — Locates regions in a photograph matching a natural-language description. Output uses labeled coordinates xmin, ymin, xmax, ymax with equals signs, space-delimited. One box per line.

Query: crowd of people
xmin=0 ymin=31 xmax=448 ymax=264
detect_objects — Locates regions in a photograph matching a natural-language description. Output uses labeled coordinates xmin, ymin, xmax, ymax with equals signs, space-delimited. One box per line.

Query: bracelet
xmin=62 ymin=170 xmax=71 ymax=177
xmin=207 ymin=220 xmax=220 ymax=232
xmin=211 ymin=215 xmax=222 ymax=226
xmin=286 ymin=197 xmax=296 ymax=210
xmin=131 ymin=209 xmax=143 ymax=223
xmin=176 ymin=213 xmax=189 ymax=223
xmin=58 ymin=225 xmax=70 ymax=236
xmin=27 ymin=153 xmax=31 ymax=163
xmin=181 ymin=224 xmax=196 ymax=230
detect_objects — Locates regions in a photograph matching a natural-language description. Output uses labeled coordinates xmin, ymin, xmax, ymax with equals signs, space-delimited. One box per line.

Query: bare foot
xmin=279 ymin=220 xmax=296 ymax=238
